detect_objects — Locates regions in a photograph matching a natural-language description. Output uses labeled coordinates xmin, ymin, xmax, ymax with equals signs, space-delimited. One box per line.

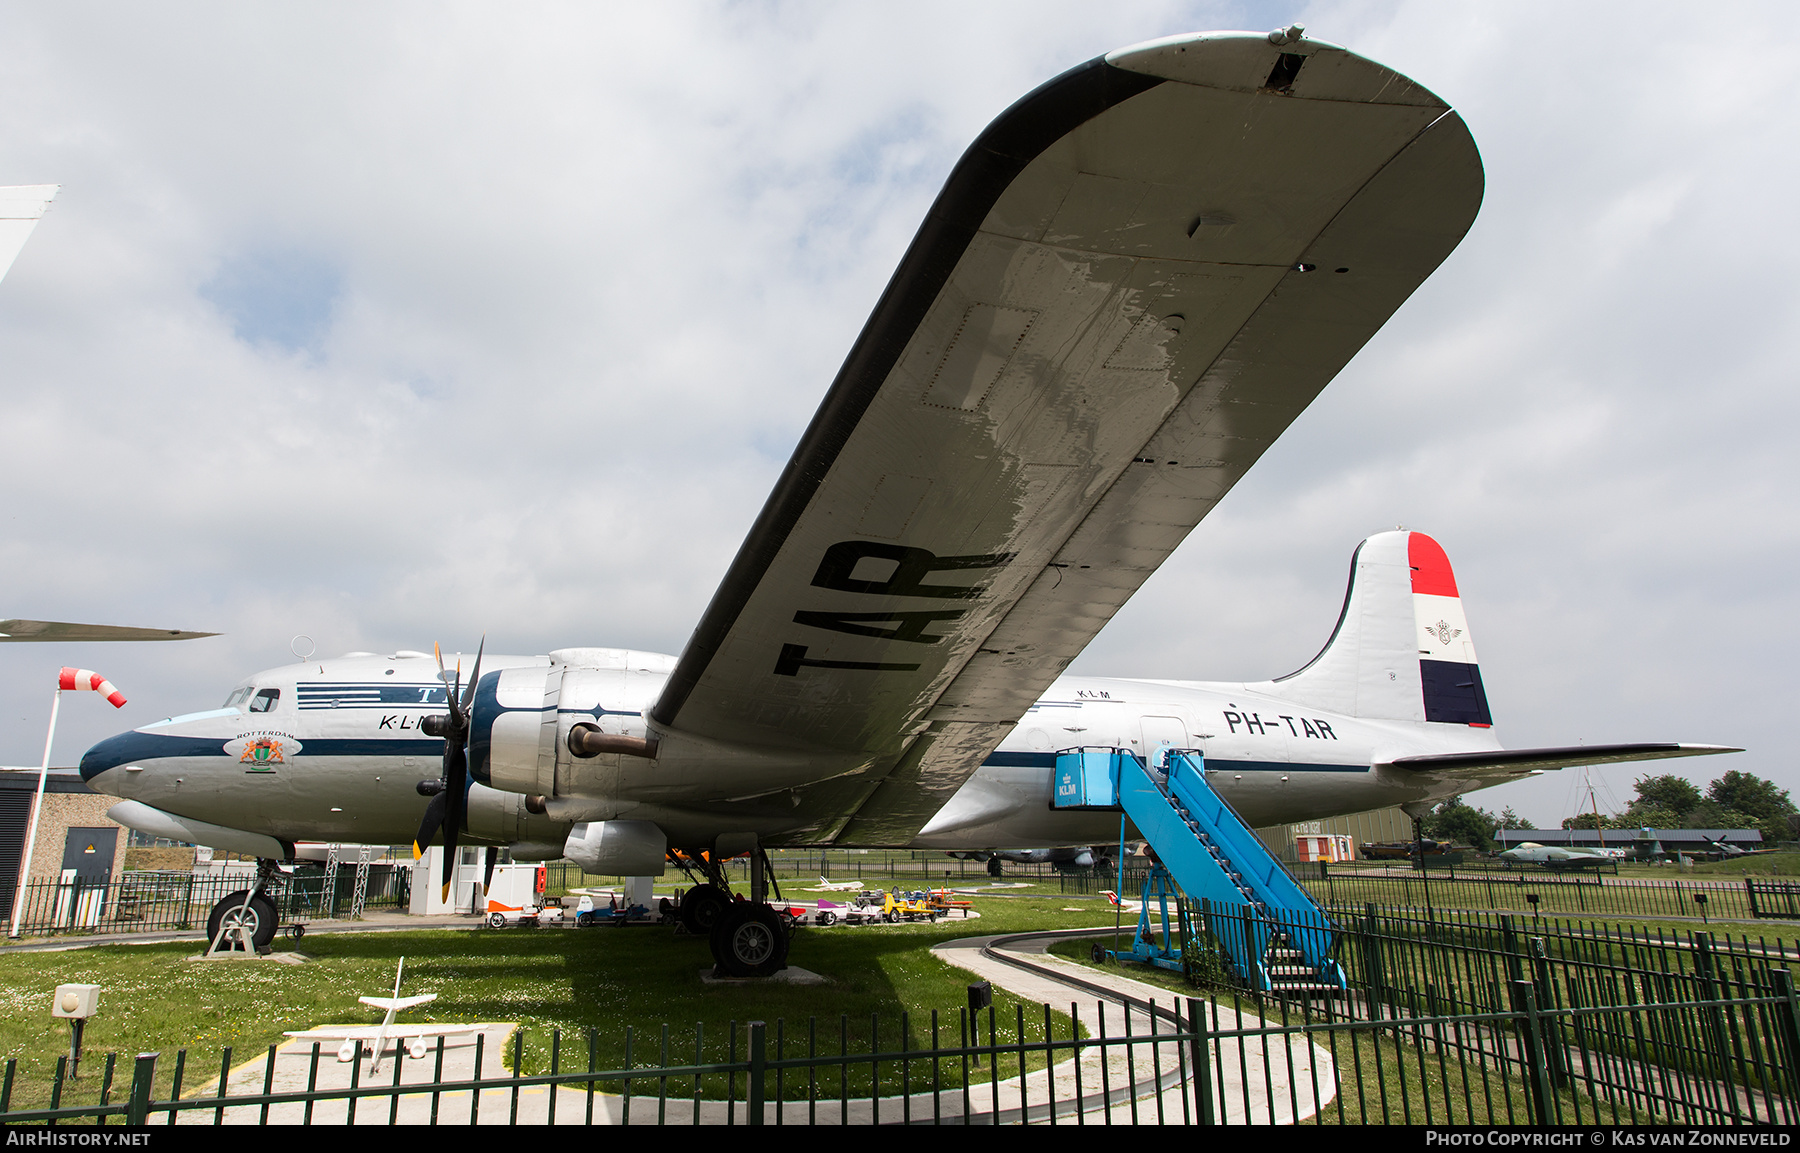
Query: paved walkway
xmin=932 ymin=931 xmax=1336 ymax=1124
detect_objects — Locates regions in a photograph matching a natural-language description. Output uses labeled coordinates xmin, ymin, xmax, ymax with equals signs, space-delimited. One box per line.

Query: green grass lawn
xmin=0 ymin=885 xmax=1119 ymax=1110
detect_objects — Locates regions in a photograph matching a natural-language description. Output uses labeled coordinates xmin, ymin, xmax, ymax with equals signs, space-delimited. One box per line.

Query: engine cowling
xmin=470 ymin=649 xmax=673 ymax=801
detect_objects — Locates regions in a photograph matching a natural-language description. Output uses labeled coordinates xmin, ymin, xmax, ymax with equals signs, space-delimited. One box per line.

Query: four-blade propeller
xmin=411 ymin=639 xmax=483 ymax=901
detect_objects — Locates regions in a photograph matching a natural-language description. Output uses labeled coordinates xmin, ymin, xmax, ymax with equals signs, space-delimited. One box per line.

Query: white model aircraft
xmin=79 ymin=31 xmax=1737 ymax=977
xmin=282 ymin=957 xmax=481 ymax=1072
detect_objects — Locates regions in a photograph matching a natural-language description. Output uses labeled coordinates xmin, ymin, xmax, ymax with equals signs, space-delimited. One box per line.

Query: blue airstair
xmin=1055 ymin=746 xmax=1346 ymax=995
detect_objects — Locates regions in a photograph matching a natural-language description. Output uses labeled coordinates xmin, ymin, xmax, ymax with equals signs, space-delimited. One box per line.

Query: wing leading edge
xmin=650 ymin=32 xmax=1486 ymax=845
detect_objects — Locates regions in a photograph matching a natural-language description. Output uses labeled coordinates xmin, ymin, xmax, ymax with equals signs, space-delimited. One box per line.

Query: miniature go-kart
xmin=485 ymin=899 xmax=564 ymax=928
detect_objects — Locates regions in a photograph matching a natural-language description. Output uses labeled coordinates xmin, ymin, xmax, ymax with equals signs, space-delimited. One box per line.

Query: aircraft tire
xmin=679 ymin=884 xmax=730 ymax=936
xmin=206 ymin=891 xmax=277 ymax=951
xmin=986 ymin=858 xmax=1003 ymax=878
xmin=710 ymin=904 xmax=787 ymax=978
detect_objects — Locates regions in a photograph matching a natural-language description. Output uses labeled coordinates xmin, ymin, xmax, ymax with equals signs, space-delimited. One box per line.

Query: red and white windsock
xmin=58 ymin=667 xmax=126 ymax=708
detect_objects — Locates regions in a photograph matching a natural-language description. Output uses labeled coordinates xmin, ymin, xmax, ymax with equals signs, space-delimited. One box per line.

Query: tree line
xmin=1420 ymin=771 xmax=1795 ymax=852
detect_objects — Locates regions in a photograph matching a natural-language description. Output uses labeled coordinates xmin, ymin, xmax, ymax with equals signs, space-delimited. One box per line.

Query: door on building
xmin=58 ymin=827 xmax=118 ymax=929
xmin=62 ymin=828 xmax=118 ymax=881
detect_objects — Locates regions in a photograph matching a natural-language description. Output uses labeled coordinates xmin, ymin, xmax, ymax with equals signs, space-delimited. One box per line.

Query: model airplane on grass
xmin=81 ymin=29 xmax=1737 ymax=978
xmin=282 ymin=957 xmax=481 ymax=1072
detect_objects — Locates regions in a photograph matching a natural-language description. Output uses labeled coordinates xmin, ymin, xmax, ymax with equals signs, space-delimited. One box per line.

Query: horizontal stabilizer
xmin=1386 ymin=743 xmax=1742 ymax=787
xmin=358 ymin=994 xmax=437 ymax=1012
xmin=0 ymin=619 xmax=217 ymax=642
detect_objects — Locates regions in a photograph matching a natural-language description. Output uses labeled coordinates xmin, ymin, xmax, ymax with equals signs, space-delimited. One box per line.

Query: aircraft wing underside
xmin=648 ymin=34 xmax=1485 ymax=846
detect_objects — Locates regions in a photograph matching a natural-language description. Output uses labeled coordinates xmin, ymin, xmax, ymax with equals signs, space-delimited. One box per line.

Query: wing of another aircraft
xmin=649 ymin=32 xmax=1486 ymax=845
xmin=0 ymin=619 xmax=217 ymax=642
xmin=1386 ymin=743 xmax=1743 ymax=791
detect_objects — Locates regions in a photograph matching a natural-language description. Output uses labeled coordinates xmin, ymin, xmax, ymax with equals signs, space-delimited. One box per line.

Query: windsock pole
xmin=10 ymin=670 xmax=127 ymax=939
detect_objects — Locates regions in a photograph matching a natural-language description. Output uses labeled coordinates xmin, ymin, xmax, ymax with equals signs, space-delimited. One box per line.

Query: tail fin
xmin=1258 ymin=530 xmax=1492 ymax=726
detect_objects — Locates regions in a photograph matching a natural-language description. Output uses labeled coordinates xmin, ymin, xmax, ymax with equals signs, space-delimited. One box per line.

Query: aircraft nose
xmin=80 ymin=730 xmax=144 ymax=787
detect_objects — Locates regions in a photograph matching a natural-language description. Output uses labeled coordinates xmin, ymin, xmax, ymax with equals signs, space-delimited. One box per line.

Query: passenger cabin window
xmin=248 ymin=688 xmax=280 ymax=714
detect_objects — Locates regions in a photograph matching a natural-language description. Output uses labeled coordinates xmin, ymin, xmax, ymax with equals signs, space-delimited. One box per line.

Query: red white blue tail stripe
xmin=1408 ymin=533 xmax=1491 ymax=726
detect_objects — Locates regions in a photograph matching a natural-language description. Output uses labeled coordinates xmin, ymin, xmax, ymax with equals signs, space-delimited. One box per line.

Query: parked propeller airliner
xmin=79 ymin=31 xmax=1736 ymax=976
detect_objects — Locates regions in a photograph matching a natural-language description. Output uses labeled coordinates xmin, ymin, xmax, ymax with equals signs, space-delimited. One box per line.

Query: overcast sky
xmin=0 ymin=2 xmax=1790 ymax=829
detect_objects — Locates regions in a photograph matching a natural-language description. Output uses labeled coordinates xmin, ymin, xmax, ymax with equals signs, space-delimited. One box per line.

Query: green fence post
xmin=1186 ymin=997 xmax=1214 ymax=1125
xmin=1510 ymin=979 xmax=1555 ymax=1126
xmin=1690 ymin=931 xmax=1732 ymax=1080
xmin=1770 ymin=969 xmax=1800 ymax=1103
xmin=1360 ymin=903 xmax=1385 ymax=1017
xmin=1527 ymin=937 xmax=1569 ymax=1088
xmin=1500 ymin=913 xmax=1525 ymax=984
xmin=747 ymin=1020 xmax=766 ymax=1125
xmin=125 ymin=1053 xmax=157 ymax=1126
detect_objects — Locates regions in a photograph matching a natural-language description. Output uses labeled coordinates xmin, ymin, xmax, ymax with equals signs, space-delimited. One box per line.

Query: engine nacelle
xmin=563 ymin=820 xmax=666 ymax=875
xmin=464 ymin=782 xmax=564 ymax=846
xmin=471 ymin=649 xmax=673 ymax=800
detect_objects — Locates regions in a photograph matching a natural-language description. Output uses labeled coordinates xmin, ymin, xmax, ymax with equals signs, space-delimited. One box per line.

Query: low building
xmin=0 ymin=770 xmax=126 ymax=921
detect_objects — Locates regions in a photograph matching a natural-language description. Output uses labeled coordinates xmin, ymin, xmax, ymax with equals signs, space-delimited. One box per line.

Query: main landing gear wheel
xmin=679 ymin=884 xmax=730 ymax=935
xmin=709 ymin=904 xmax=788 ymax=978
xmin=206 ymin=890 xmax=277 ymax=951
xmin=986 ymin=858 xmax=1004 ymax=878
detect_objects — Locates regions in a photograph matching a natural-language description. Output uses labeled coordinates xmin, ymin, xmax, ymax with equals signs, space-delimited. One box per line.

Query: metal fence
xmin=1064 ymin=863 xmax=1797 ymax=924
xmin=2 ymin=904 xmax=1795 ymax=1125
xmin=6 ymin=865 xmax=410 ymax=938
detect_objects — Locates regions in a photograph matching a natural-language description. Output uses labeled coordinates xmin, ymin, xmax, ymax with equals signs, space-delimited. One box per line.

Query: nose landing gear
xmin=204 ymin=858 xmax=280 ymax=955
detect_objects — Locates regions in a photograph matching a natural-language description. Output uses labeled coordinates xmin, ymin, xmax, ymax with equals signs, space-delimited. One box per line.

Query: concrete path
xmin=932 ymin=931 xmax=1337 ymax=1124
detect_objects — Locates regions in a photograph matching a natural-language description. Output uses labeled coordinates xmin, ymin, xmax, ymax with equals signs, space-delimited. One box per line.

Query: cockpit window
xmin=222 ymin=686 xmax=254 ymax=710
xmin=248 ymin=688 xmax=280 ymax=713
